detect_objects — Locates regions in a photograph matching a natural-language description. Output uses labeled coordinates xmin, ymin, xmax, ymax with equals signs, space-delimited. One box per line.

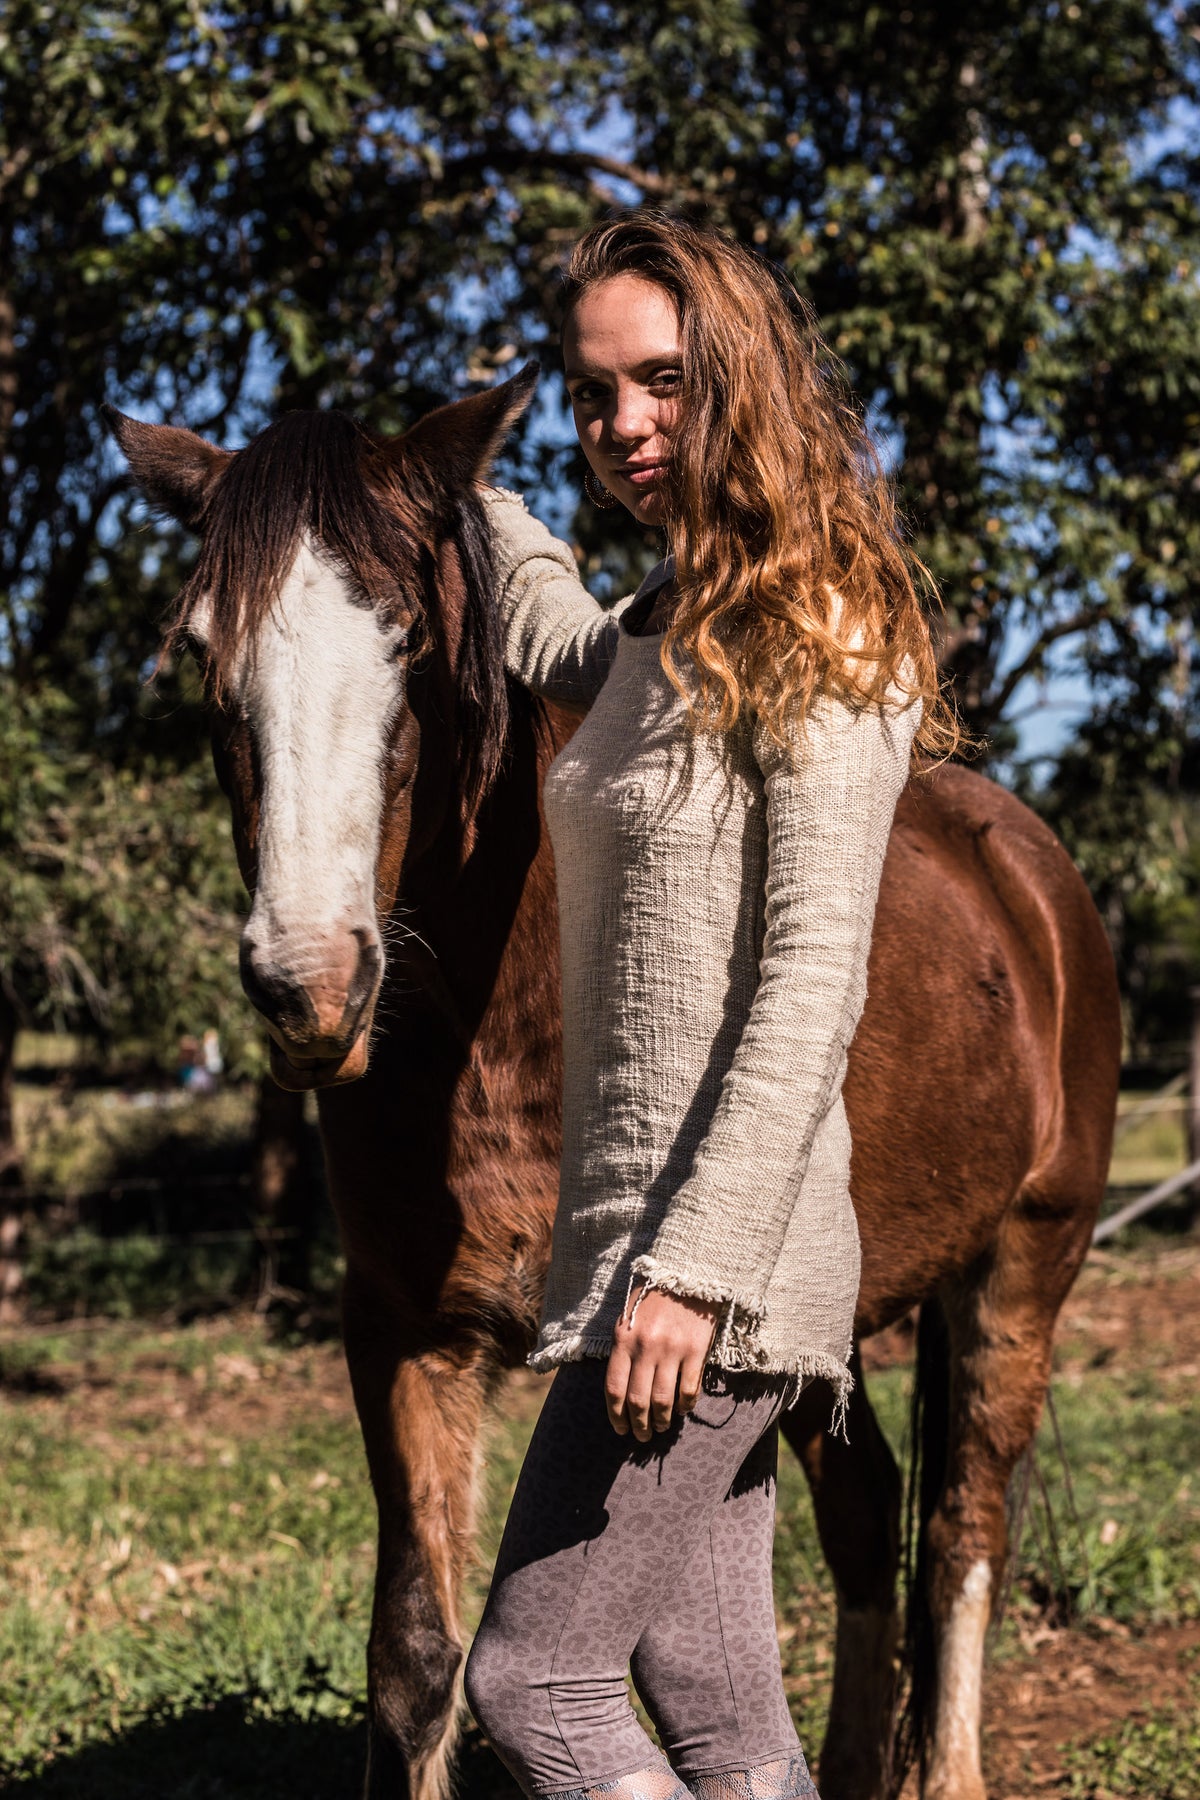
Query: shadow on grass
xmin=5 ymin=1701 xmax=521 ymax=1800
xmin=0 ymin=1356 xmax=69 ymax=1396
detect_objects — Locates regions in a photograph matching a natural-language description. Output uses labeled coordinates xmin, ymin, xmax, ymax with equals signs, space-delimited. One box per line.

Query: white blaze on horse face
xmin=231 ymin=536 xmax=403 ymax=1006
xmin=926 ymin=1556 xmax=991 ymax=1800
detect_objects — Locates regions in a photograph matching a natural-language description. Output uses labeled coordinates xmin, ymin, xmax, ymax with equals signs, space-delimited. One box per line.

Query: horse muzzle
xmin=240 ymin=929 xmax=382 ymax=1090
xmin=268 ymin=1032 xmax=371 ymax=1091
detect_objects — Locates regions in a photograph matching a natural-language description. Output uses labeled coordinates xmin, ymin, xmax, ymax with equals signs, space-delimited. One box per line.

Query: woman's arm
xmin=480 ymin=486 xmax=626 ymax=706
xmin=629 ymin=689 xmax=921 ymax=1333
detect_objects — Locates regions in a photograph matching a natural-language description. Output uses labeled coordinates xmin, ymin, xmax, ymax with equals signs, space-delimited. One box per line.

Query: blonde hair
xmin=562 ymin=213 xmax=960 ymax=757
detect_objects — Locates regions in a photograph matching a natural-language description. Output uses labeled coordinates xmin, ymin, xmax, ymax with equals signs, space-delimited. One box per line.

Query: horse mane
xmin=445 ymin=487 xmax=509 ymax=812
xmin=171 ymin=409 xmax=508 ymax=815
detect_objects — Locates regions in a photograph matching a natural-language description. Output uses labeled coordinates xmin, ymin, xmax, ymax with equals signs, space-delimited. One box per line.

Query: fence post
xmin=251 ymin=1074 xmax=315 ymax=1310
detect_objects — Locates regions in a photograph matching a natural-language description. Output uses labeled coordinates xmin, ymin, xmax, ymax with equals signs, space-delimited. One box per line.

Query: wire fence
xmin=3 ymin=1065 xmax=1195 ymax=1264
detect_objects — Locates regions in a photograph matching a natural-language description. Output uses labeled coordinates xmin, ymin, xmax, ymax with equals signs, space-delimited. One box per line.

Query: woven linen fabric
xmin=482 ymin=487 xmax=919 ymax=1409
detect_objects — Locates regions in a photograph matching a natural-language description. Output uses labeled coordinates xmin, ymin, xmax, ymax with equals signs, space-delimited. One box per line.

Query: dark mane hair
xmin=170 ymin=409 xmax=509 ymax=815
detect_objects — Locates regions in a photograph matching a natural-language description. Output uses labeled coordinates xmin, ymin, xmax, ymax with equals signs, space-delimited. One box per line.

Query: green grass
xmin=2 ymin=1074 xmax=1198 ymax=1794
xmin=2 ymin=1252 xmax=1198 ymax=1799
xmin=10 ymin=1076 xmax=341 ymax=1320
xmin=1108 ymin=1089 xmax=1189 ymax=1190
xmin=15 ymin=1084 xmax=256 ymax=1198
xmin=0 ymin=1322 xmax=375 ymax=1791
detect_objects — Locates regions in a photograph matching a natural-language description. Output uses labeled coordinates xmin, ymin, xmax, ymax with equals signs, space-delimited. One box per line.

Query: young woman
xmin=464 ymin=214 xmax=953 ymax=1800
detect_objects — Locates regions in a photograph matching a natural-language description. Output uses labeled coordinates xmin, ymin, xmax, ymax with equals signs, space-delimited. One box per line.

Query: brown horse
xmin=106 ymin=369 xmax=1120 ymax=1800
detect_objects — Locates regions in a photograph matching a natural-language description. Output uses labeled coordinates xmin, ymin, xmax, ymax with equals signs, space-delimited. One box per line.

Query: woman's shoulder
xmin=750 ymin=678 xmax=922 ymax=779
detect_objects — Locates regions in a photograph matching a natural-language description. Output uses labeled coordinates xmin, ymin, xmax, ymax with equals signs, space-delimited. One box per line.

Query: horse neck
xmin=387 ymin=639 xmax=564 ymax=1076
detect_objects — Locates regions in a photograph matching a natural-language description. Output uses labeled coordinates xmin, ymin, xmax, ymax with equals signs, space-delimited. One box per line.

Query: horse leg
xmin=920 ymin=1212 xmax=1086 ymax=1800
xmin=342 ymin=1267 xmax=497 ymax=1800
xmin=781 ymin=1346 xmax=902 ymax=1800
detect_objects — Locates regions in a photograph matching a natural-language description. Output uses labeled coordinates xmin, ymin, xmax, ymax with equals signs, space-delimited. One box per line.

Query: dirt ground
xmin=978 ymin=1244 xmax=1200 ymax=1798
xmin=982 ymin=1614 xmax=1200 ymax=1799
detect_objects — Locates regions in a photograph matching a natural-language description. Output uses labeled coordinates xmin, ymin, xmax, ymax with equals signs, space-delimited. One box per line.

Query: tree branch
xmin=375 ymin=139 xmax=707 ymax=211
xmin=28 ymin=474 xmax=129 ymax=669
xmin=983 ymin=607 xmax=1107 ymax=723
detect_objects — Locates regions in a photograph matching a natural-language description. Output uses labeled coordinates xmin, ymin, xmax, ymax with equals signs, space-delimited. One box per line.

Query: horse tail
xmin=891 ymin=1294 xmax=951 ymax=1798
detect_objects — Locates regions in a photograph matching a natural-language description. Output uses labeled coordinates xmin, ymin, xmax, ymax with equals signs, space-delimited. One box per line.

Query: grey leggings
xmin=464 ymin=1358 xmax=819 ymax=1800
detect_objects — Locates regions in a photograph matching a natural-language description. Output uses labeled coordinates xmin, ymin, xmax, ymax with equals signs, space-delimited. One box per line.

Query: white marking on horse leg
xmin=926 ymin=1556 xmax=991 ymax=1800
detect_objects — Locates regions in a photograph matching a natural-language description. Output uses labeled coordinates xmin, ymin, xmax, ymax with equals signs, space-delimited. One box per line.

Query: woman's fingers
xmin=606 ymin=1289 xmax=720 ymax=1437
xmin=621 ymin=1349 xmax=654 ymax=1442
xmin=650 ymin=1358 xmax=681 ymax=1435
xmin=604 ymin=1339 xmax=632 ymax=1434
xmin=677 ymin=1344 xmax=707 ymax=1416
xmin=624 ymin=1350 xmax=682 ymax=1440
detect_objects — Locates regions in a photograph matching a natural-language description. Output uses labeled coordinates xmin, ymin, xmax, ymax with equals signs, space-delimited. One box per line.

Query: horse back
xmin=847 ymin=764 xmax=1121 ymax=1334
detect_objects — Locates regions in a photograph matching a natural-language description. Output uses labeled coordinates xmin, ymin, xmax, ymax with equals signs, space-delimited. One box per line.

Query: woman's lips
xmin=620 ymin=462 xmax=667 ymax=488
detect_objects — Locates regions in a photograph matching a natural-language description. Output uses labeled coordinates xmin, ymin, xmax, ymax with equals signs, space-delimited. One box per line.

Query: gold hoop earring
xmin=585 ymin=469 xmax=618 ymax=510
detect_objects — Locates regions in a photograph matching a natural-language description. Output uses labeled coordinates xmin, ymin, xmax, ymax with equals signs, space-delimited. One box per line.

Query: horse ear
xmin=399 ymin=361 xmax=539 ymax=490
xmin=103 ymin=407 xmax=232 ymax=528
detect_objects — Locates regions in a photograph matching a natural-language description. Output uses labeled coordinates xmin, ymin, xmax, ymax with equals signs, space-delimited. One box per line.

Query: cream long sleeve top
xmin=482 ymin=487 xmax=919 ymax=1408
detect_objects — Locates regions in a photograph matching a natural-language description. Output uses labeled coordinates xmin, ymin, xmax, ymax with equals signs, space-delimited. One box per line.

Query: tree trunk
xmin=0 ymin=993 xmax=24 ymax=1324
xmin=251 ymin=1073 xmax=315 ymax=1309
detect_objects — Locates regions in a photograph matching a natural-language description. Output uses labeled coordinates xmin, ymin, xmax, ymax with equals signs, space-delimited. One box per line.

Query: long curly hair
xmin=561 ymin=214 xmax=960 ymax=757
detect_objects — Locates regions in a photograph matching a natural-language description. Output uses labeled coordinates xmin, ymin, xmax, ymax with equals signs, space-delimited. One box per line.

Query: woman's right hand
xmin=605 ymin=1287 xmax=718 ymax=1441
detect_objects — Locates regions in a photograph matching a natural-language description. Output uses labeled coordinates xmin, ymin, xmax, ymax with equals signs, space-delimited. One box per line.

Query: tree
xmin=3 ymin=0 xmax=1197 ymax=1180
xmin=1023 ymin=654 xmax=1200 ymax=1062
xmin=0 ymin=0 xmax=617 ymax=1293
xmin=555 ymin=2 xmax=1200 ymax=737
xmin=10 ymin=3 xmax=1196 ymax=727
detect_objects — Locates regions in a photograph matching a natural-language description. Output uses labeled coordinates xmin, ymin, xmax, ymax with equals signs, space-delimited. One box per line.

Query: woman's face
xmin=563 ymin=274 xmax=682 ymax=528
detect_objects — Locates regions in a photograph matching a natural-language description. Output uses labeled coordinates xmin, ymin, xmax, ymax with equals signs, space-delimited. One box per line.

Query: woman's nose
xmin=610 ymin=388 xmax=657 ymax=445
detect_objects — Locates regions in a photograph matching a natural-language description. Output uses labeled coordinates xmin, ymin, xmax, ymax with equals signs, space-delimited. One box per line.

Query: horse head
xmin=106 ymin=364 xmax=538 ymax=1091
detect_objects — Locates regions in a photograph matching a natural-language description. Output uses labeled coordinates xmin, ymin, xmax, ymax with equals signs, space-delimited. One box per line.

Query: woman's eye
xmin=653 ymin=368 xmax=683 ymax=390
xmin=571 ymin=384 xmax=606 ymax=405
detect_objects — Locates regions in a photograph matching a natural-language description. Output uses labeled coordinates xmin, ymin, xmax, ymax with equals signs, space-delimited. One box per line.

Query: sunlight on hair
xmin=562 ymin=214 xmax=963 ymax=762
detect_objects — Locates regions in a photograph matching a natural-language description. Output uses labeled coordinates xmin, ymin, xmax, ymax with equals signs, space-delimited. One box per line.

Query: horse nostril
xmin=239 ymin=938 xmax=317 ymax=1037
xmin=346 ymin=938 xmax=383 ymax=1018
xmin=238 ymin=937 xmax=274 ymax=1016
xmin=239 ymin=929 xmax=379 ymax=1048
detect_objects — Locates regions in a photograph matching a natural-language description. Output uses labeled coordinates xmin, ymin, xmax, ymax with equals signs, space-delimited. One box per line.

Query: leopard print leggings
xmin=464 ymin=1358 xmax=819 ymax=1800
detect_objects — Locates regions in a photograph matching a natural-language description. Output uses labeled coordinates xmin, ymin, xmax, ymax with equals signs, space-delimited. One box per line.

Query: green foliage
xmin=16 ymin=1081 xmax=255 ymax=1197
xmin=557 ymin=2 xmax=1200 ymax=736
xmin=21 ymin=1229 xmax=250 ymax=1320
xmin=0 ymin=679 xmax=255 ymax=1068
xmin=10 ymin=1077 xmax=336 ymax=1317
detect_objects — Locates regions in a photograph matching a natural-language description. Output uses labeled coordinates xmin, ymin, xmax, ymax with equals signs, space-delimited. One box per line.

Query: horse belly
xmin=845 ymin=825 xmax=1042 ymax=1335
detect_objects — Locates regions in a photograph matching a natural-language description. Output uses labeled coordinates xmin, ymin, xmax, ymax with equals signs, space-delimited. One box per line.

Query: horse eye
xmin=391 ymin=627 xmax=410 ymax=659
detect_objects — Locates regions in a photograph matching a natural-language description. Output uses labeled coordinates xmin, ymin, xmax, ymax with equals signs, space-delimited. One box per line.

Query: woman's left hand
xmin=605 ymin=1288 xmax=719 ymax=1440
